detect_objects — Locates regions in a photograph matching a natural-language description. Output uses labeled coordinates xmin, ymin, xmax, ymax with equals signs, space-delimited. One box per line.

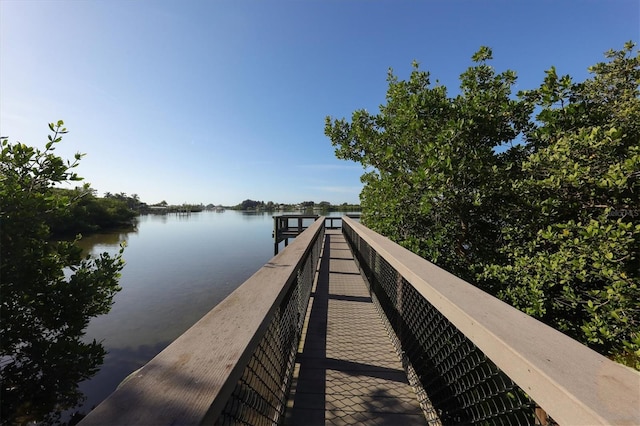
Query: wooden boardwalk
xmin=286 ymin=230 xmax=426 ymax=425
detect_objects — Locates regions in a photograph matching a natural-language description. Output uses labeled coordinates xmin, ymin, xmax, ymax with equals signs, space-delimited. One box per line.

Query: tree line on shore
xmin=230 ymin=199 xmax=361 ymax=211
xmin=46 ymin=186 xmax=139 ymax=237
xmin=40 ymin=187 xmax=364 ymax=240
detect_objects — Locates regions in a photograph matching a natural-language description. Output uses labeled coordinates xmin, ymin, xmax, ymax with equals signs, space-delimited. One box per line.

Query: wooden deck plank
xmin=286 ymin=231 xmax=426 ymax=425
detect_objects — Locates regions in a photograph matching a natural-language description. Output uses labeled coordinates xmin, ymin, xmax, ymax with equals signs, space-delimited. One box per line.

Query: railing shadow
xmin=287 ymin=232 xmax=426 ymax=425
xmin=286 ymin=233 xmax=331 ymax=425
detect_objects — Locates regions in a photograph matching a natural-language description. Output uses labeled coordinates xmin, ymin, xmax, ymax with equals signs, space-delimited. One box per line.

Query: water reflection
xmin=3 ymin=333 xmax=108 ymax=425
xmin=76 ymin=227 xmax=137 ymax=252
xmin=70 ymin=341 xmax=170 ymax=420
xmin=3 ymin=227 xmax=137 ymax=425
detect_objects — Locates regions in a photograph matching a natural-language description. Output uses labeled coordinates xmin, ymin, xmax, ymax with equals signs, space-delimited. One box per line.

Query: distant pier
xmin=272 ymin=215 xmax=358 ymax=254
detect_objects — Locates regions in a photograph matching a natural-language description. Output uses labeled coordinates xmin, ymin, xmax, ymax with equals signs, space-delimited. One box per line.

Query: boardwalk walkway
xmin=286 ymin=230 xmax=426 ymax=425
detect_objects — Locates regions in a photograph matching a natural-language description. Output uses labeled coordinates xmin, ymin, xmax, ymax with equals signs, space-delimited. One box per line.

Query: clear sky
xmin=1 ymin=1 xmax=638 ymax=206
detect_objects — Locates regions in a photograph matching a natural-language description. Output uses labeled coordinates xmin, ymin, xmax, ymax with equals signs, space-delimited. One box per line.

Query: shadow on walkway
xmin=286 ymin=232 xmax=426 ymax=425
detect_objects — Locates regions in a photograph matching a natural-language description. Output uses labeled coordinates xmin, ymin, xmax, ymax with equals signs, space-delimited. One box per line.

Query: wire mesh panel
xmin=343 ymin=221 xmax=550 ymax=426
xmin=216 ymin=227 xmax=324 ymax=425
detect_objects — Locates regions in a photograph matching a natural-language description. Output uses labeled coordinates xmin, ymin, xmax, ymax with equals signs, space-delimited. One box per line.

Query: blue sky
xmin=1 ymin=1 xmax=638 ymax=206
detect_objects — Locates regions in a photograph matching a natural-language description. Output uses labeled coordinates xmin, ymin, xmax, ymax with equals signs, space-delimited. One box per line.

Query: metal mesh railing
xmin=216 ymin=225 xmax=324 ymax=425
xmin=343 ymin=221 xmax=552 ymax=426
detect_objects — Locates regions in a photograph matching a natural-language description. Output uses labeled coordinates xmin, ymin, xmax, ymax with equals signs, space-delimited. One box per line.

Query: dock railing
xmin=325 ymin=213 xmax=361 ymax=230
xmin=79 ymin=217 xmax=325 ymax=426
xmin=342 ymin=216 xmax=640 ymax=425
xmin=272 ymin=215 xmax=319 ymax=254
xmin=272 ymin=214 xmax=361 ymax=254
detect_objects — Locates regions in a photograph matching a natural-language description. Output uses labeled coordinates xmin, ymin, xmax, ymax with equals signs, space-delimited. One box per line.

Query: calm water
xmin=73 ymin=210 xmax=345 ymax=417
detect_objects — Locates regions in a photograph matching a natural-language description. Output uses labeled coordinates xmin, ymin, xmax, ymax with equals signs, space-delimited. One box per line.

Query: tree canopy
xmin=326 ymin=43 xmax=639 ymax=369
xmin=0 ymin=122 xmax=125 ymax=424
xmin=46 ymin=186 xmax=137 ymax=237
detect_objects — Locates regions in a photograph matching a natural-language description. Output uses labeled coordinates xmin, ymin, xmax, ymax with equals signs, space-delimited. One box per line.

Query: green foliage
xmin=0 ymin=121 xmax=125 ymax=424
xmin=103 ymin=191 xmax=143 ymax=210
xmin=326 ymin=43 xmax=640 ymax=369
xmin=484 ymin=42 xmax=640 ymax=368
xmin=48 ymin=186 xmax=137 ymax=237
xmin=238 ymin=199 xmax=264 ymax=210
xmin=326 ymin=47 xmax=532 ymax=282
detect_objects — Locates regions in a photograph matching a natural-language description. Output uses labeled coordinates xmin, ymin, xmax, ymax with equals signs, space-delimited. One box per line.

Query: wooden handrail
xmin=342 ymin=216 xmax=640 ymax=425
xmin=79 ymin=217 xmax=325 ymax=426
